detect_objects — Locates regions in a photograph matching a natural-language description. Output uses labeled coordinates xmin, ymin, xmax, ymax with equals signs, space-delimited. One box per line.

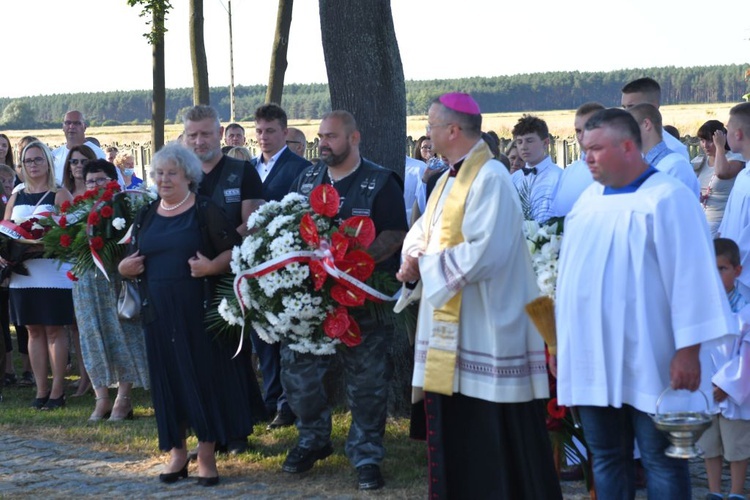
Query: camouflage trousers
xmin=280 ymin=320 xmax=393 ymax=467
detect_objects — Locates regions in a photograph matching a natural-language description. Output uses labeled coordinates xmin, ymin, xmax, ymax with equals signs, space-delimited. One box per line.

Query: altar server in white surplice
xmin=556 ymin=108 xmax=737 ymax=500
xmin=397 ymin=93 xmax=561 ymax=500
xmin=718 ymin=102 xmax=750 ymax=298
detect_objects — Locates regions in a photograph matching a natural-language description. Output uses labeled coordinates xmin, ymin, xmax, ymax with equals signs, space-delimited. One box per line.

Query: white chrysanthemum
xmin=112 ymin=217 xmax=126 ymax=230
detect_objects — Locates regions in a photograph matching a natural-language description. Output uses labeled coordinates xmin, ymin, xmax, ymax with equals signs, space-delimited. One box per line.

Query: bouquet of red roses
xmin=43 ymin=181 xmax=153 ymax=280
xmin=0 ymin=216 xmax=54 ymax=278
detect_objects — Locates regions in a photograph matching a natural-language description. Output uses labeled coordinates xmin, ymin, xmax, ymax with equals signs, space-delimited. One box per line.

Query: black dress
xmin=138 ymin=205 xmax=252 ymax=450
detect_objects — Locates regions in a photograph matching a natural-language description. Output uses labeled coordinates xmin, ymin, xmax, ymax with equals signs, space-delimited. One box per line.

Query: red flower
xmin=89 ymin=236 xmax=104 ymax=251
xmin=88 ymin=211 xmax=100 ymax=225
xmin=339 ymin=216 xmax=376 ymax=248
xmin=330 ymin=232 xmax=349 ymax=260
xmin=106 ymin=180 xmax=120 ymax=191
xmin=299 ymin=213 xmax=320 ymax=247
xmin=337 ymin=250 xmax=375 ymax=281
xmin=309 ymin=184 xmax=340 ymax=217
xmin=547 ymin=398 xmax=567 ymax=420
xmin=66 ymin=270 xmax=78 ymax=282
xmin=60 ymin=200 xmax=71 ymax=213
xmin=58 ymin=216 xmax=67 ymax=229
xmin=323 ymin=306 xmax=350 ymax=339
xmin=331 ymin=284 xmax=366 ymax=307
xmin=99 ymin=190 xmax=114 ymax=202
xmin=309 ymin=260 xmax=328 ymax=291
xmin=72 ymin=195 xmax=83 ymax=204
xmin=100 ymin=205 xmax=113 ymax=218
xmin=60 ymin=234 xmax=72 ymax=248
xmin=340 ymin=318 xmax=362 ymax=347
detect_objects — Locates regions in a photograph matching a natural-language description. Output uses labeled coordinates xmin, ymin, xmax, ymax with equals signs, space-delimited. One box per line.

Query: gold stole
xmin=421 ymin=141 xmax=491 ymax=395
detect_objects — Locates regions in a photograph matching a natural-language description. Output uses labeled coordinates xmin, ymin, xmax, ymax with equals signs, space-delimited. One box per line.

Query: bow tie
xmin=523 ymin=167 xmax=537 ymax=176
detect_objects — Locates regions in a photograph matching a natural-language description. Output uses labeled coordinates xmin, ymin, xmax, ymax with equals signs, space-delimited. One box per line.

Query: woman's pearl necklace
xmin=160 ymin=191 xmax=192 ymax=211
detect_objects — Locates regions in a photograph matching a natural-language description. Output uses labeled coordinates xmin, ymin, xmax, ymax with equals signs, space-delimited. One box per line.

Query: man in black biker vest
xmin=283 ymin=110 xmax=407 ymax=490
xmin=182 ymin=105 xmax=266 ymax=455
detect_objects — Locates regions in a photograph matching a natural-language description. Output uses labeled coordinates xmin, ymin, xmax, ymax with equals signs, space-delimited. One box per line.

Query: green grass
xmin=0 ymin=346 xmax=428 ymax=496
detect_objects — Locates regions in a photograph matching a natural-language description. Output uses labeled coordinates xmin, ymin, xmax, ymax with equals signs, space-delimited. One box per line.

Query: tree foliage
xmin=2 ymin=64 xmax=748 ymax=128
xmin=1 ymin=100 xmax=36 ymax=129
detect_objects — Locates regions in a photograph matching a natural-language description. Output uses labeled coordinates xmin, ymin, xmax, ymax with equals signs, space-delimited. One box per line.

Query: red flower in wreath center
xmin=89 ymin=236 xmax=104 ymax=251
xmin=100 ymin=205 xmax=114 ymax=218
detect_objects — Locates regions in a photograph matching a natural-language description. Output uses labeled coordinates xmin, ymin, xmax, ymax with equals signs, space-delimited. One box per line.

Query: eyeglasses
xmin=84 ymin=177 xmax=110 ymax=187
xmin=426 ymin=123 xmax=452 ymax=134
xmin=22 ymin=157 xmax=46 ymax=166
xmin=69 ymin=158 xmax=89 ymax=166
xmin=286 ymin=140 xmax=302 ymax=144
xmin=420 ymin=145 xmax=432 ymax=151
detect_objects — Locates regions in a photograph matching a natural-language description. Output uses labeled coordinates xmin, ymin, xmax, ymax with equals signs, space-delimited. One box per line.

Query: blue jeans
xmin=577 ymin=405 xmax=690 ymax=500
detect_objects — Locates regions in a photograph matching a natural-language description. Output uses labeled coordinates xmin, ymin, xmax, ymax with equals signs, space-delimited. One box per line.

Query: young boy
xmin=510 ymin=115 xmax=561 ymax=224
xmin=698 ymin=237 xmax=750 ymax=500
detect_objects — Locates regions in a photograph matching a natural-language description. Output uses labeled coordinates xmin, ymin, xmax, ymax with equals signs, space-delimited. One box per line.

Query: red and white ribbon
xmin=231 ymin=241 xmax=399 ymax=357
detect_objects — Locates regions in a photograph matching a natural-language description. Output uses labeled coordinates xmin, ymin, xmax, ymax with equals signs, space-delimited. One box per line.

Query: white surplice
xmin=718 ymin=163 xmax=750 ymax=297
xmin=403 ymin=146 xmax=548 ymax=404
xmin=556 ymin=172 xmax=737 ymax=414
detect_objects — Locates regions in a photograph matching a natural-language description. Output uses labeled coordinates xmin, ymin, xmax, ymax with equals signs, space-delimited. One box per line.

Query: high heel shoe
xmin=41 ymin=394 xmax=65 ymax=410
xmin=88 ymin=397 xmax=112 ymax=421
xmin=109 ymin=396 xmax=134 ymax=421
xmin=30 ymin=393 xmax=50 ymax=410
xmin=158 ymin=460 xmax=189 ymax=483
xmin=196 ymin=475 xmax=220 ymax=487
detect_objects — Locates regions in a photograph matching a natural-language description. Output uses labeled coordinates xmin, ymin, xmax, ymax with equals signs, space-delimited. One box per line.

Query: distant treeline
xmin=1 ymin=64 xmax=747 ymax=128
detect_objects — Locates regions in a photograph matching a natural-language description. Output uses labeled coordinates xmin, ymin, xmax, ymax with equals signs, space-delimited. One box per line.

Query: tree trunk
xmin=151 ymin=7 xmax=166 ymax=152
xmin=319 ymin=0 xmax=411 ymax=417
xmin=266 ymin=0 xmax=294 ymax=105
xmin=190 ymin=0 xmax=210 ymax=105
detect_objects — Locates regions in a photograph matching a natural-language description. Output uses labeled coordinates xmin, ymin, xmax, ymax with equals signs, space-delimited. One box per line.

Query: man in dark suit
xmin=250 ymin=103 xmax=311 ymax=428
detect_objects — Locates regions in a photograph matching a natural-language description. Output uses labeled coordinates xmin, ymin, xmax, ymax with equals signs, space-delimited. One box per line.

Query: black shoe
xmin=18 ymin=371 xmax=34 ymax=387
xmin=282 ymin=443 xmax=334 ymax=473
xmin=226 ymin=439 xmax=249 ymax=455
xmin=4 ymin=373 xmax=16 ymax=386
xmin=30 ymin=394 xmax=50 ymax=409
xmin=42 ymin=395 xmax=65 ymax=410
xmin=267 ymin=410 xmax=296 ymax=430
xmin=159 ymin=460 xmax=189 ymax=483
xmin=357 ymin=464 xmax=384 ymax=490
xmin=196 ymin=475 xmax=220 ymax=487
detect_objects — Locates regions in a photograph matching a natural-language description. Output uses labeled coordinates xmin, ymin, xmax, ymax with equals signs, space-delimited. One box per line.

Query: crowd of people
xmin=0 ymin=78 xmax=749 ymax=498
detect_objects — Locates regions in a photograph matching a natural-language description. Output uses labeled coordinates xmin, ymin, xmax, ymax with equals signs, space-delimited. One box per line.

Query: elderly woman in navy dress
xmin=119 ymin=143 xmax=252 ymax=486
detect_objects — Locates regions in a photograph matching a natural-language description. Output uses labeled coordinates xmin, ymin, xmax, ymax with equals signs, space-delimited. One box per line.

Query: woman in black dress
xmin=119 ymin=143 xmax=249 ymax=486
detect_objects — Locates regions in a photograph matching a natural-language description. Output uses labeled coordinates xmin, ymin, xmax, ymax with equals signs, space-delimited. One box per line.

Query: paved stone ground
xmin=0 ymin=433 xmax=743 ymax=499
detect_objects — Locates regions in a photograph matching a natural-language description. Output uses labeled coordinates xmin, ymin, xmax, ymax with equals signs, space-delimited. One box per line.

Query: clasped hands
xmin=118 ymin=250 xmax=213 ymax=279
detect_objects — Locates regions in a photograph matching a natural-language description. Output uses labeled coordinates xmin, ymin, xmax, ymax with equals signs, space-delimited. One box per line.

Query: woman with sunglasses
xmin=62 ymin=145 xmax=97 ymax=198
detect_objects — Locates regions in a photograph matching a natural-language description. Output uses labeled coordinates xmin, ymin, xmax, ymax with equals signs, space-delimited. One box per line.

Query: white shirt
xmin=718 ymin=163 xmax=750 ymax=297
xmin=556 ymin=172 xmax=736 ymax=414
xmin=51 ymin=141 xmax=106 ymax=185
xmin=550 ymin=155 xmax=593 ymax=217
xmin=654 ymin=151 xmax=700 ymax=198
xmin=255 ymin=145 xmax=287 ymax=182
xmin=404 ymin=156 xmax=426 ymax=225
xmin=510 ymin=156 xmax=562 ymax=223
xmin=404 ymin=141 xmax=548 ymax=403
xmin=663 ymin=130 xmax=690 ymax=162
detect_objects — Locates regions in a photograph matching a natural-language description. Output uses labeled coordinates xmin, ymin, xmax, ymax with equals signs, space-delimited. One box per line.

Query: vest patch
xmin=223 ymin=188 xmax=241 ymax=203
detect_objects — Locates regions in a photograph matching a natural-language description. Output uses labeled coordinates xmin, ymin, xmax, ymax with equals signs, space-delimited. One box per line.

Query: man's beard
xmin=320 ymin=143 xmax=350 ymax=167
xmin=196 ymin=147 xmax=220 ymax=163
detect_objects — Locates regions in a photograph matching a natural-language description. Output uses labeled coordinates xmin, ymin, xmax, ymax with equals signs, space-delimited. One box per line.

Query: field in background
xmin=2 ymin=103 xmax=736 ymax=154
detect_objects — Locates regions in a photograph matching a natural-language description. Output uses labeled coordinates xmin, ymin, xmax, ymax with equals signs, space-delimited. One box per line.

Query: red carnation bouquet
xmin=42 ymin=181 xmax=153 ymax=280
xmin=0 ymin=216 xmax=54 ymax=278
xmin=216 ymin=184 xmax=399 ymax=356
